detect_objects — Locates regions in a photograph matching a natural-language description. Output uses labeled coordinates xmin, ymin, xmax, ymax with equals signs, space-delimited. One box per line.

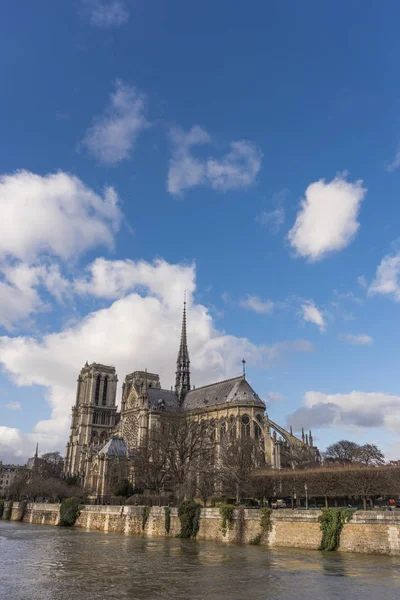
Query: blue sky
xmin=1 ymin=0 xmax=400 ymax=463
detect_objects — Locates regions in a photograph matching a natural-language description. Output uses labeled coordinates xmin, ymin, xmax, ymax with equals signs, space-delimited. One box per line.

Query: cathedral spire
xmin=35 ymin=442 xmax=39 ymax=458
xmin=175 ymin=297 xmax=191 ymax=403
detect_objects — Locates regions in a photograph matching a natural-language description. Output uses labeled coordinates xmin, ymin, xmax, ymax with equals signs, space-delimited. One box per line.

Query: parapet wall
xmin=2 ymin=502 xmax=400 ymax=555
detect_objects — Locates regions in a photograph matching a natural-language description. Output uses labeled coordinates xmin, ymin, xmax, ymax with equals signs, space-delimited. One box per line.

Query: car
xmin=271 ymin=499 xmax=287 ymax=509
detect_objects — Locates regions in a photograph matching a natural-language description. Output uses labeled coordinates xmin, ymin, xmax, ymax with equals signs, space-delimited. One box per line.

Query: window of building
xmin=102 ymin=376 xmax=108 ymax=406
xmin=94 ymin=375 xmax=101 ymax=405
xmin=241 ymin=415 xmax=250 ymax=437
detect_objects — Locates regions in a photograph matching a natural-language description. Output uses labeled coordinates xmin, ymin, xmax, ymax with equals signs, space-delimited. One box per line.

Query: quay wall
xmin=2 ymin=502 xmax=400 ymax=556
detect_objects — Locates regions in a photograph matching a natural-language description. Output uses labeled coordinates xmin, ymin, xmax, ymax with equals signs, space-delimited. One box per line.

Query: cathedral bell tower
xmin=64 ymin=362 xmax=118 ymax=477
xmin=175 ymin=300 xmax=191 ymax=404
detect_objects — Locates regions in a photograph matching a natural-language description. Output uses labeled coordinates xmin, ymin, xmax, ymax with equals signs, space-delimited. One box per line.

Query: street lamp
xmin=304 ymin=483 xmax=308 ymax=510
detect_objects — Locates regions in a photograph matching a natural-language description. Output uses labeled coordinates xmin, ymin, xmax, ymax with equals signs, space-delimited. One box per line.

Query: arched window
xmin=254 ymin=422 xmax=262 ymax=439
xmin=256 ymin=414 xmax=263 ymax=423
xmin=241 ymin=415 xmax=250 ymax=438
xmin=220 ymin=421 xmax=227 ymax=440
xmin=100 ymin=431 xmax=107 ymax=444
xmin=94 ymin=375 xmax=101 ymax=405
xmin=91 ymin=430 xmax=98 ymax=445
xmin=102 ymin=376 xmax=108 ymax=406
xmin=229 ymin=415 xmax=236 ymax=440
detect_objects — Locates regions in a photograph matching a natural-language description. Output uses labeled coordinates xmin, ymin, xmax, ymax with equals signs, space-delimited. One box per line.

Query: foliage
xmin=113 ymin=479 xmax=134 ymax=498
xmin=4 ymin=506 xmax=12 ymax=520
xmin=177 ymin=499 xmax=201 ymax=538
xmin=164 ymin=507 xmax=171 ymax=533
xmin=319 ymin=508 xmax=353 ymax=551
xmin=249 ymin=533 xmax=262 ymax=545
xmin=142 ymin=506 xmax=151 ymax=530
xmin=0 ymin=499 xmax=4 ymax=518
xmin=59 ymin=497 xmax=82 ymax=527
xmin=219 ymin=503 xmax=235 ymax=536
xmin=260 ymin=507 xmax=273 ymax=535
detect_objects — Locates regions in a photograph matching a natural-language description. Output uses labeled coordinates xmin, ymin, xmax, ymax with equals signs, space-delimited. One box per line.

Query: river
xmin=1 ymin=521 xmax=400 ymax=600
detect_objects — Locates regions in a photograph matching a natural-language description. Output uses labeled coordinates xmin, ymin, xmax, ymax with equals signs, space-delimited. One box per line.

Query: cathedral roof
xmin=98 ymin=437 xmax=127 ymax=457
xmin=147 ymin=387 xmax=179 ymax=410
xmin=183 ymin=376 xmax=265 ymax=411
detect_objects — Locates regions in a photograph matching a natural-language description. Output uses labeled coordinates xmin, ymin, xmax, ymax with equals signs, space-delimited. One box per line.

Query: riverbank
xmin=2 ymin=501 xmax=400 ymax=555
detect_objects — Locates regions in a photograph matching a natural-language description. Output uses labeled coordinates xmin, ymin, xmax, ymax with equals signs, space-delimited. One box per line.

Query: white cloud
xmin=368 ymin=250 xmax=400 ymax=301
xmin=167 ymin=126 xmax=262 ymax=196
xmin=257 ymin=207 xmax=285 ymax=232
xmin=287 ymin=175 xmax=366 ymax=261
xmin=239 ymin=295 xmax=274 ymax=315
xmin=82 ymin=80 xmax=148 ymax=164
xmin=206 ymin=141 xmax=263 ymax=192
xmin=82 ymin=0 xmax=129 ymax=28
xmin=301 ymin=301 xmax=326 ymax=332
xmin=338 ymin=333 xmax=373 ymax=345
xmin=265 ymin=339 xmax=314 ymax=368
xmin=358 ymin=275 xmax=367 ymax=289
xmin=0 ymin=259 xmax=269 ymax=462
xmin=0 ymin=170 xmax=121 ymax=262
xmin=288 ymin=390 xmax=400 ymax=434
xmin=385 ymin=150 xmax=400 ymax=173
xmin=5 ymin=402 xmax=21 ymax=411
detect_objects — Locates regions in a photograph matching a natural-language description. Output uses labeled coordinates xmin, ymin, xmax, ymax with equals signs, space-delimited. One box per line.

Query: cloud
xmin=288 ymin=390 xmax=400 ymax=434
xmin=257 ymin=207 xmax=285 ymax=233
xmin=265 ymin=339 xmax=314 ymax=368
xmin=287 ymin=175 xmax=366 ymax=261
xmin=338 ymin=333 xmax=373 ymax=345
xmin=0 ymin=170 xmax=121 ymax=262
xmin=81 ymin=0 xmax=129 ymax=28
xmin=368 ymin=250 xmax=400 ymax=301
xmin=0 ymin=259 xmax=268 ymax=463
xmin=239 ymin=295 xmax=274 ymax=315
xmin=385 ymin=150 xmax=400 ymax=173
xmin=5 ymin=402 xmax=21 ymax=411
xmin=82 ymin=80 xmax=148 ymax=164
xmin=358 ymin=275 xmax=367 ymax=289
xmin=301 ymin=301 xmax=326 ymax=332
xmin=167 ymin=126 xmax=262 ymax=196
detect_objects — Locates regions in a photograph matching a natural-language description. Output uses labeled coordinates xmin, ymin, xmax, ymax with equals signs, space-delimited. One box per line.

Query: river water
xmin=1 ymin=521 xmax=400 ymax=600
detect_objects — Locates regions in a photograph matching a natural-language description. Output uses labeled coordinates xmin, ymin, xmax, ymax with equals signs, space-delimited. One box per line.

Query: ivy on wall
xmin=59 ymin=498 xmax=82 ymax=527
xmin=219 ymin=504 xmax=235 ymax=537
xmin=177 ymin=500 xmax=201 ymax=538
xmin=250 ymin=507 xmax=273 ymax=545
xmin=142 ymin=506 xmax=151 ymax=531
xmin=164 ymin=507 xmax=171 ymax=533
xmin=319 ymin=508 xmax=353 ymax=551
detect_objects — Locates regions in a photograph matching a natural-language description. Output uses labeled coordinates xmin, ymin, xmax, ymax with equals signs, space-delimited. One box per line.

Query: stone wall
xmin=2 ymin=503 xmax=400 ymax=556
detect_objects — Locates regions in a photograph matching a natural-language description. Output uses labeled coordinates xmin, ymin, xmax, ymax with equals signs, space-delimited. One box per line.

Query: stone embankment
xmin=2 ymin=501 xmax=400 ymax=556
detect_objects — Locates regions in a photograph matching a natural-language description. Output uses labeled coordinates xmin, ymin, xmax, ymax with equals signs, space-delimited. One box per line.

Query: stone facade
xmin=64 ymin=303 xmax=318 ymax=496
xmin=3 ymin=503 xmax=400 ymax=556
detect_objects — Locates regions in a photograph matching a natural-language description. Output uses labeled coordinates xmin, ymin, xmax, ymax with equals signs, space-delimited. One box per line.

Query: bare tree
xmin=323 ymin=440 xmax=361 ymax=465
xmin=357 ymin=444 xmax=385 ymax=467
xmin=219 ymin=437 xmax=265 ymax=503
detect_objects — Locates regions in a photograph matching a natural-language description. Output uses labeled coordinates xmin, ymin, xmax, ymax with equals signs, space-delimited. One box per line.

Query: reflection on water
xmin=1 ymin=521 xmax=400 ymax=600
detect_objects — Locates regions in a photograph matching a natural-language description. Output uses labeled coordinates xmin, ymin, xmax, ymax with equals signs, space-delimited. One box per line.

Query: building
xmin=0 ymin=464 xmax=22 ymax=497
xmin=65 ymin=302 xmax=318 ymax=496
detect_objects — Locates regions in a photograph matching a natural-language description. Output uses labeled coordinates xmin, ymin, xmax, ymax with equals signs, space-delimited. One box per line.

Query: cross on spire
xmin=241 ymin=358 xmax=246 ymax=378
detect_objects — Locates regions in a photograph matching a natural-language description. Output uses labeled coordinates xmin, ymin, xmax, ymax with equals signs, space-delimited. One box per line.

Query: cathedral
xmin=64 ymin=303 xmax=318 ymax=497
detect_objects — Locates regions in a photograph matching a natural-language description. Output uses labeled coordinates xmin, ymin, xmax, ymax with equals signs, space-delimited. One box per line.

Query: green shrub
xmin=59 ymin=497 xmax=81 ymax=527
xmin=4 ymin=507 xmax=12 ymax=520
xmin=249 ymin=533 xmax=262 ymax=545
xmin=319 ymin=508 xmax=353 ymax=551
xmin=142 ymin=506 xmax=151 ymax=531
xmin=0 ymin=500 xmax=4 ymax=519
xmin=164 ymin=507 xmax=171 ymax=533
xmin=219 ymin=503 xmax=235 ymax=536
xmin=177 ymin=499 xmax=201 ymax=538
